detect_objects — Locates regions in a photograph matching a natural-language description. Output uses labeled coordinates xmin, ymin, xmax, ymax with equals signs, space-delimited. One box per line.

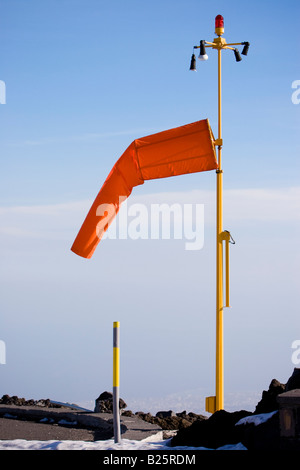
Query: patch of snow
xmin=217 ymin=442 xmax=248 ymax=450
xmin=39 ymin=417 xmax=54 ymax=423
xmin=235 ymin=410 xmax=278 ymax=427
xmin=57 ymin=419 xmax=78 ymax=426
xmin=0 ymin=438 xmax=247 ymax=451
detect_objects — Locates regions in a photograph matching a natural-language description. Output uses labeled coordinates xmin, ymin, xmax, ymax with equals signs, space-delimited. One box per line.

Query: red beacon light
xmin=215 ymin=15 xmax=224 ymax=36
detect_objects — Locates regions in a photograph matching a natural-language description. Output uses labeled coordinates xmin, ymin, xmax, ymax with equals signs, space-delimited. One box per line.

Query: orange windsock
xmin=71 ymin=119 xmax=218 ymax=259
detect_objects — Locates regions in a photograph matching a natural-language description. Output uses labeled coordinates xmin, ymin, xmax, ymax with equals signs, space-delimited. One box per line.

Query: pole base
xmin=205 ymin=396 xmax=216 ymax=414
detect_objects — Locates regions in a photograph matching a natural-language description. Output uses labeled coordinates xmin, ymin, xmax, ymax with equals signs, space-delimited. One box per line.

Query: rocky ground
xmin=1 ymin=368 xmax=299 ymax=449
xmin=0 ymin=395 xmax=62 ymax=408
xmin=94 ymin=391 xmax=207 ymax=431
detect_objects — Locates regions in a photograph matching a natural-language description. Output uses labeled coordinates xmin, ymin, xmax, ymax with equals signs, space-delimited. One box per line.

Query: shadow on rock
xmin=171 ymin=409 xmax=250 ymax=449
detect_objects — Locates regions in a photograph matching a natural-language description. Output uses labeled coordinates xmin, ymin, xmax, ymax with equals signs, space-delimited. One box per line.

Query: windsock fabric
xmin=71 ymin=119 xmax=218 ymax=258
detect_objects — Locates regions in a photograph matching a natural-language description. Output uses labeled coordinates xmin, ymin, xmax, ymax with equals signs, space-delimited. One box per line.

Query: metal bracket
xmin=221 ymin=230 xmax=235 ymax=308
xmin=214 ymin=138 xmax=223 ymax=147
xmin=205 ymin=396 xmax=216 ymax=414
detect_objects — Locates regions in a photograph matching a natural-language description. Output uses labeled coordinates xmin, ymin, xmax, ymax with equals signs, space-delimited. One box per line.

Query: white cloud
xmin=0 ymin=200 xmax=91 ymax=216
xmin=0 ymin=200 xmax=91 ymax=240
xmin=224 ymin=187 xmax=300 ymax=223
xmin=0 ymin=187 xmax=299 ymax=242
xmin=130 ymin=186 xmax=300 ymax=225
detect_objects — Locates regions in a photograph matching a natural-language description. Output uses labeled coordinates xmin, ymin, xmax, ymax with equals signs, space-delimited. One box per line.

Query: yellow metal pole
xmin=202 ymin=16 xmax=248 ymax=414
xmin=216 ymin=45 xmax=224 ymax=411
xmin=113 ymin=321 xmax=120 ymax=389
xmin=113 ymin=321 xmax=121 ymax=443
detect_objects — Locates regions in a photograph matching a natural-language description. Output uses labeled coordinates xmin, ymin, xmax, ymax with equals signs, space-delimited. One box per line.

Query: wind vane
xmin=190 ymin=15 xmax=250 ymax=413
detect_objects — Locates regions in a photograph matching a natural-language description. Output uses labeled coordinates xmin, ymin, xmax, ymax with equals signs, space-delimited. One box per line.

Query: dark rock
xmin=134 ymin=410 xmax=206 ymax=431
xmin=178 ymin=418 xmax=193 ymax=429
xmin=171 ymin=409 xmax=251 ymax=448
xmin=158 ymin=416 xmax=183 ymax=430
xmin=99 ymin=391 xmax=113 ymax=401
xmin=0 ymin=394 xmax=52 ymax=407
xmin=0 ymin=394 xmax=13 ymax=405
xmin=135 ymin=412 xmax=153 ymax=423
xmin=171 ymin=371 xmax=300 ymax=449
xmin=239 ymin=411 xmax=280 ymax=450
xmin=156 ymin=410 xmax=175 ymax=418
xmin=285 ymin=368 xmax=300 ymax=391
xmin=176 ymin=411 xmax=187 ymax=418
xmin=254 ymin=379 xmax=285 ymax=414
xmin=26 ymin=399 xmax=35 ymax=406
xmin=122 ymin=410 xmax=134 ymax=417
xmin=94 ymin=391 xmax=127 ymax=413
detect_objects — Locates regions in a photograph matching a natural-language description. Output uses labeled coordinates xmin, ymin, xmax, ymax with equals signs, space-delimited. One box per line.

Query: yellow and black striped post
xmin=113 ymin=321 xmax=121 ymax=443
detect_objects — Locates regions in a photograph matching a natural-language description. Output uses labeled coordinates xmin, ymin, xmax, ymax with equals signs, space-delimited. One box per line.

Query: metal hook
xmin=224 ymin=230 xmax=235 ymax=244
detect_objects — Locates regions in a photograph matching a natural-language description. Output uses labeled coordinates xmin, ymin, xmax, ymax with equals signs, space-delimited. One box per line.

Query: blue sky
xmin=0 ymin=0 xmax=299 ymax=413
